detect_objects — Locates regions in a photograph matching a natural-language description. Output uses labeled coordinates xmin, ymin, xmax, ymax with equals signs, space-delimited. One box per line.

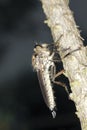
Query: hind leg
xmin=52 ymin=69 xmax=69 ymax=95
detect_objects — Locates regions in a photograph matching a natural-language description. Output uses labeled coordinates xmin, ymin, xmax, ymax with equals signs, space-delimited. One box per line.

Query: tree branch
xmin=40 ymin=0 xmax=87 ymax=130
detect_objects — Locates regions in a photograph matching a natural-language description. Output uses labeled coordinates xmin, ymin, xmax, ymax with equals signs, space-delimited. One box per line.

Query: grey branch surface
xmin=40 ymin=0 xmax=87 ymax=130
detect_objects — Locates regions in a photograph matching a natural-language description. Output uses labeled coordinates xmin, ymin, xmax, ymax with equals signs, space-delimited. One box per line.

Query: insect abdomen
xmin=37 ymin=70 xmax=56 ymax=118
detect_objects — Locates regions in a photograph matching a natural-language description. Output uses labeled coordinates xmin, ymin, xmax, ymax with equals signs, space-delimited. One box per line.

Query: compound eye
xmin=34 ymin=44 xmax=42 ymax=49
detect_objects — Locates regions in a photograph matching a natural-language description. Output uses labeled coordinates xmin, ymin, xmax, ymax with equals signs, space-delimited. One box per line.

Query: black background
xmin=0 ymin=0 xmax=86 ymax=130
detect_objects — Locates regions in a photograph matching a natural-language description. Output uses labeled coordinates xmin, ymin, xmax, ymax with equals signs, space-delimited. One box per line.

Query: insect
xmin=32 ymin=43 xmax=68 ymax=118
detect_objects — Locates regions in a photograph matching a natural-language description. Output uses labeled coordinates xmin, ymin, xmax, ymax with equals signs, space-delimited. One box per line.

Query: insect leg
xmin=49 ymin=64 xmax=56 ymax=81
xmin=52 ymin=69 xmax=69 ymax=95
xmin=53 ymin=69 xmax=64 ymax=79
xmin=63 ymin=47 xmax=81 ymax=59
xmin=52 ymin=80 xmax=69 ymax=95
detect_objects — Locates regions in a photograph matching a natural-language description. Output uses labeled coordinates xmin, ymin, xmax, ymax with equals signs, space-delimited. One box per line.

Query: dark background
xmin=0 ymin=0 xmax=86 ymax=130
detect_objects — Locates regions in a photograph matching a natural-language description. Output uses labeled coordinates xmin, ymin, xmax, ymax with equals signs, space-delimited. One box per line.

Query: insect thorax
xmin=32 ymin=44 xmax=54 ymax=72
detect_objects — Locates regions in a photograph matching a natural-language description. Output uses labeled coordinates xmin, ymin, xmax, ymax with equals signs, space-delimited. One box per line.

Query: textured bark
xmin=40 ymin=0 xmax=87 ymax=130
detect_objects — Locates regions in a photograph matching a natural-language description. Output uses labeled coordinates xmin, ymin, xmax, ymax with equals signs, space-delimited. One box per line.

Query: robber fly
xmin=32 ymin=38 xmax=81 ymax=118
xmin=32 ymin=43 xmax=67 ymax=118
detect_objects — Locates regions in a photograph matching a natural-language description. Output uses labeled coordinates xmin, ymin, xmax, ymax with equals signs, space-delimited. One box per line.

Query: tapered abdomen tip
xmin=51 ymin=110 xmax=56 ymax=118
